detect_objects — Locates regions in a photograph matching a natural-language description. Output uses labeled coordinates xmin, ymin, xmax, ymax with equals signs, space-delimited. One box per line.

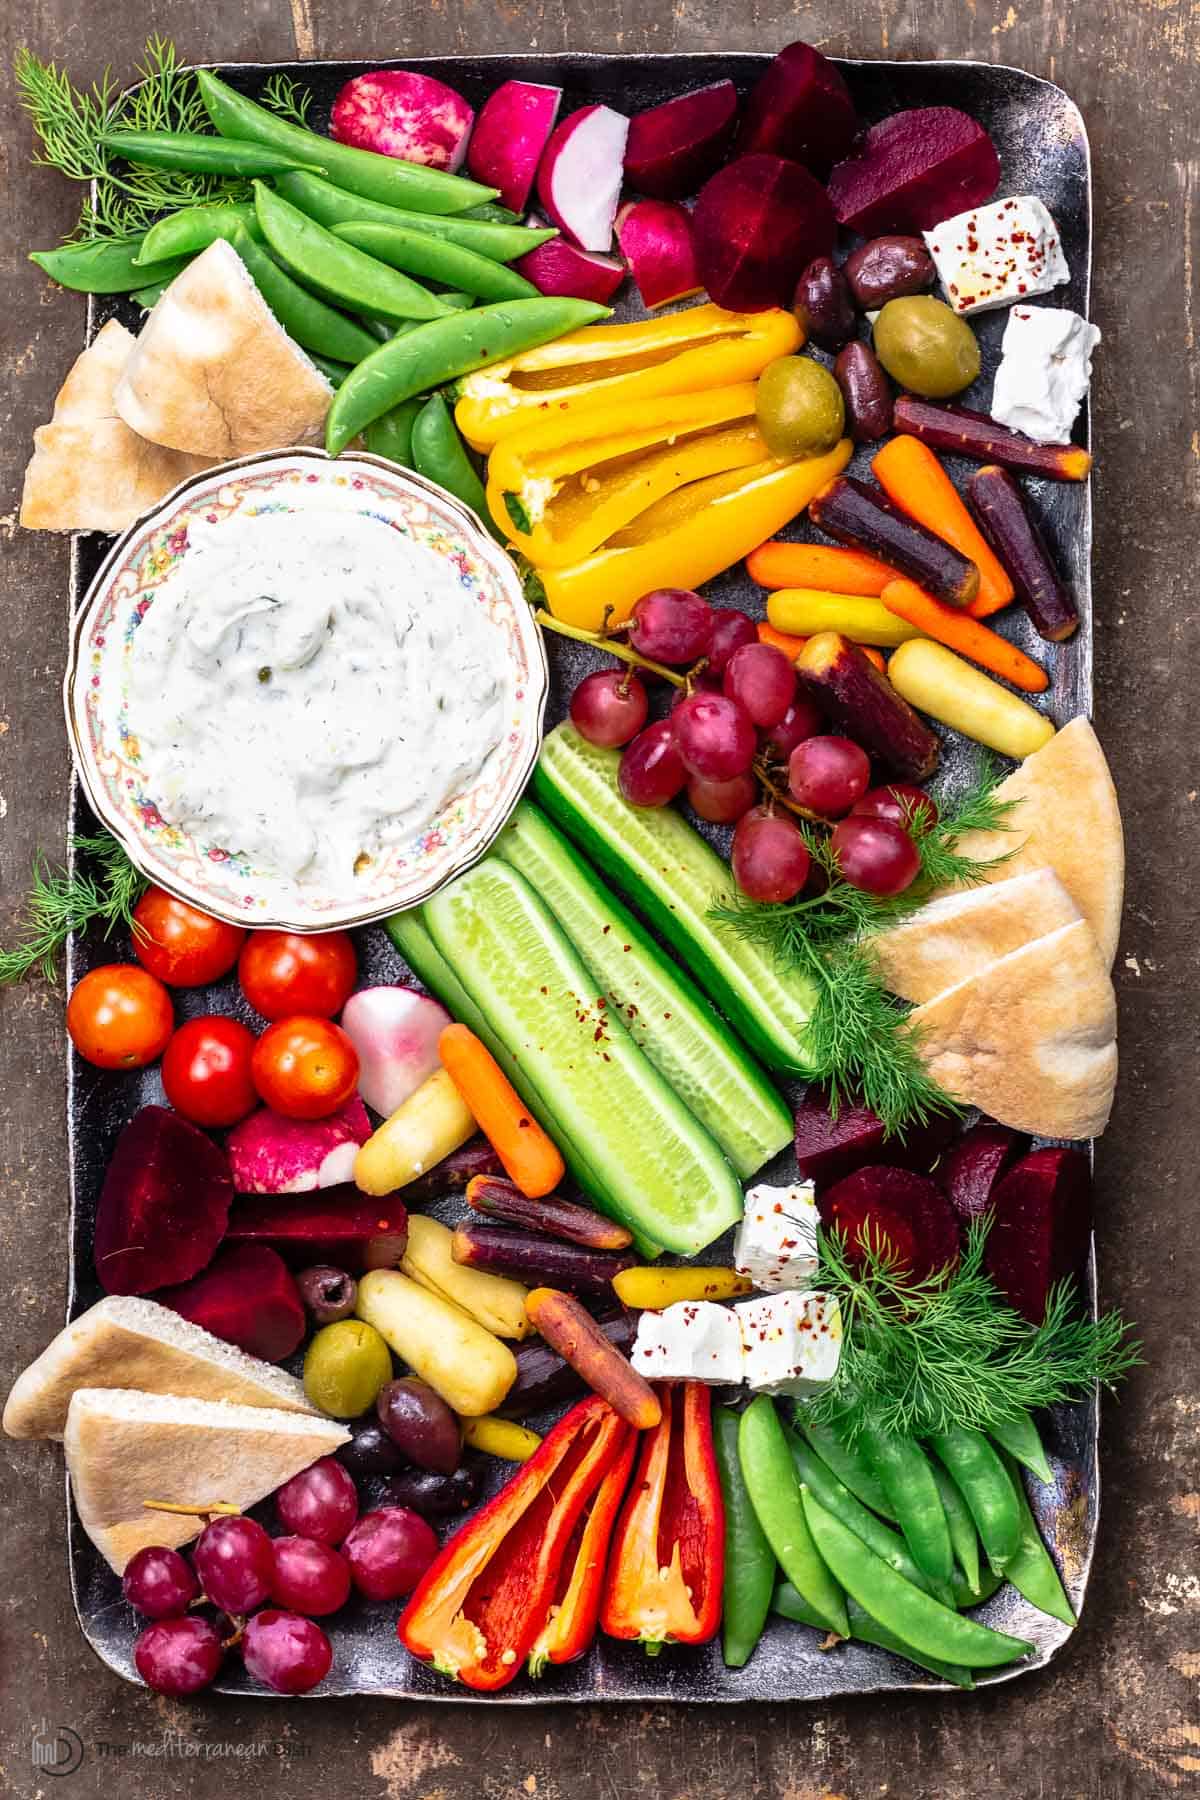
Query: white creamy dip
xmin=126 ymin=511 xmax=511 ymax=892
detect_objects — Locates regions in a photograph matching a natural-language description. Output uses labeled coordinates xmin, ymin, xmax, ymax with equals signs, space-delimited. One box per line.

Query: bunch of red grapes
xmin=568 ymin=589 xmax=934 ymax=904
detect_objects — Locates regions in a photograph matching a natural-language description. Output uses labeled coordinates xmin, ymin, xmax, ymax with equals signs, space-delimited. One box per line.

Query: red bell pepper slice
xmin=528 ymin=1419 xmax=637 ymax=1674
xmin=398 ymin=1395 xmax=628 ymax=1691
xmin=600 ymin=1381 xmax=725 ymax=1650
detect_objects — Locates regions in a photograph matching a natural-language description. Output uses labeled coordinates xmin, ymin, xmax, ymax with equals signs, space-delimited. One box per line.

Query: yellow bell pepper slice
xmin=540 ymin=439 xmax=853 ymax=631
xmin=456 ymin=303 xmax=802 ymax=449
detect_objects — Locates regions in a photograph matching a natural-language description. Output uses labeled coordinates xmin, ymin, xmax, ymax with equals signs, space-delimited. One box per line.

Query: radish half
xmin=615 ymin=200 xmax=701 ymax=308
xmin=331 ymin=70 xmax=474 ymax=172
xmin=536 ymin=104 xmax=630 ymax=252
xmin=467 ymin=80 xmax=562 ymax=213
xmin=515 ymin=217 xmax=625 ymax=302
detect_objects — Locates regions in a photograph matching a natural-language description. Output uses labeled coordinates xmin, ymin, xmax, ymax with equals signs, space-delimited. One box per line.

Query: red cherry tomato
xmin=251 ymin=1016 xmax=359 ymax=1120
xmin=132 ymin=887 xmax=246 ymax=988
xmin=238 ymin=931 xmax=358 ymax=1021
xmin=162 ymin=1016 xmax=259 ymax=1127
xmin=66 ymin=964 xmax=173 ymax=1070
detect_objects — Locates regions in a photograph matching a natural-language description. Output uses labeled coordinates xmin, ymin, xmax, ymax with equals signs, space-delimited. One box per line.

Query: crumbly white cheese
xmin=733 ymin=1182 xmax=820 ymax=1293
xmin=734 ymin=1290 xmax=843 ymax=1398
xmin=990 ymin=304 xmax=1100 ymax=445
xmin=631 ymin=1301 xmax=746 ymax=1386
xmin=923 ymin=196 xmax=1069 ymax=316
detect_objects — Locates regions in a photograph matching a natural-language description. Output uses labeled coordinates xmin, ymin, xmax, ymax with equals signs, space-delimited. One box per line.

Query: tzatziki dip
xmin=125 ymin=511 xmax=512 ymax=893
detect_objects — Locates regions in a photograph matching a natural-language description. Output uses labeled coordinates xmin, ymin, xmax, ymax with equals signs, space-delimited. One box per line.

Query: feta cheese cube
xmin=631 ymin=1301 xmax=746 ymax=1386
xmin=990 ymin=304 xmax=1100 ymax=445
xmin=734 ymin=1182 xmax=820 ymax=1293
xmin=735 ymin=1290 xmax=842 ymax=1398
xmin=923 ymin=196 xmax=1069 ymax=316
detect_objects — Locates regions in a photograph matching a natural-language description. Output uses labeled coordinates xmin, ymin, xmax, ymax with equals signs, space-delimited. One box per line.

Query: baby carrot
xmin=525 ymin=1288 xmax=662 ymax=1430
xmin=872 ymin=436 xmax=1014 ymax=617
xmin=747 ymin=539 xmax=894 ymax=595
xmin=438 ymin=1023 xmax=565 ymax=1198
xmin=860 ymin=646 xmax=888 ymax=674
xmin=880 ymin=579 xmax=1048 ymax=694
xmin=767 ymin=587 xmax=921 ymax=648
xmin=757 ymin=620 xmax=807 ymax=660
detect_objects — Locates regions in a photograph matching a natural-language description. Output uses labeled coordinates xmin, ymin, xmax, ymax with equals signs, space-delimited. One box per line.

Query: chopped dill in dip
xmin=125 ymin=511 xmax=511 ymax=892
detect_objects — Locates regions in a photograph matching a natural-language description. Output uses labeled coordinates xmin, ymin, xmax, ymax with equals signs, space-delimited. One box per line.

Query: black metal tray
xmin=65 ymin=51 xmax=1096 ymax=1702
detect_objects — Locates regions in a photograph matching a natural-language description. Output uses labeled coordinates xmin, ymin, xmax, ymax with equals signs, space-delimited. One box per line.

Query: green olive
xmin=872 ymin=296 xmax=981 ymax=399
xmin=303 ymin=1318 xmax=393 ymax=1419
xmin=755 ymin=355 xmax=846 ymax=457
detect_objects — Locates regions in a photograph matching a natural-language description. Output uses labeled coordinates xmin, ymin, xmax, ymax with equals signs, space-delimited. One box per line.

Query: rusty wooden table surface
xmin=1 ymin=3 xmax=1197 ymax=1796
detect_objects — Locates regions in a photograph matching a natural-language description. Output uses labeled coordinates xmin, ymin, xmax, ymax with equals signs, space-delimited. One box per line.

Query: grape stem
xmin=754 ymin=757 xmax=833 ymax=828
xmin=534 ymin=609 xmax=686 ymax=687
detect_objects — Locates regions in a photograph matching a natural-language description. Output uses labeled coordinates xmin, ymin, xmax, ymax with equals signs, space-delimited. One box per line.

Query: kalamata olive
xmin=297 ymin=1264 xmax=358 ymax=1325
xmin=382 ymin=1459 xmax=485 ymax=1519
xmin=337 ymin=1415 xmax=408 ymax=1478
xmin=376 ymin=1377 xmax=461 ymax=1474
xmin=873 ymin=297 xmax=981 ymax=399
xmin=833 ymin=341 xmax=894 ymax=443
xmin=793 ymin=255 xmax=856 ymax=350
xmin=844 ymin=235 xmax=935 ymax=310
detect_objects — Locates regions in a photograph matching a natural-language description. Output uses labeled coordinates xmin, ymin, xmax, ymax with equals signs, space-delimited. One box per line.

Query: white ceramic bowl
xmin=64 ymin=447 xmax=549 ymax=931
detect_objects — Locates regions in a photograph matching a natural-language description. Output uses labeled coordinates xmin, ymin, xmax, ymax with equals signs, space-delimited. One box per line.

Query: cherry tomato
xmin=238 ymin=932 xmax=358 ymax=1022
xmin=251 ymin=1016 xmax=359 ymax=1120
xmin=67 ymin=964 xmax=173 ymax=1070
xmin=162 ymin=1016 xmax=258 ymax=1127
xmin=132 ymin=887 xmax=246 ymax=989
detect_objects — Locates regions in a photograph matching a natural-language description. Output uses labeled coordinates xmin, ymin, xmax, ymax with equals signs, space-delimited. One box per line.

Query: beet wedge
xmin=156 ymin=1244 xmax=306 ymax=1363
xmin=94 ymin=1106 xmax=232 ymax=1296
xmin=225 ymin=1189 xmax=409 ymax=1272
xmin=938 ymin=1121 xmax=1029 ymax=1227
xmin=818 ymin=1164 xmax=961 ymax=1284
xmin=984 ymin=1146 xmax=1092 ymax=1323
xmin=794 ymin=632 xmax=940 ymax=781
xmin=794 ymin=1090 xmax=958 ymax=1187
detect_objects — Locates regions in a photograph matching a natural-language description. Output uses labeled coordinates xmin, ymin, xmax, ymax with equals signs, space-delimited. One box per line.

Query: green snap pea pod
xmin=229 ymin=225 xmax=380 ymax=366
xmin=255 ymin=183 xmax=449 ymax=325
xmin=929 ymin=1462 xmax=981 ymax=1599
xmin=995 ymin=1450 xmax=1075 ymax=1627
xmin=462 ymin=202 xmax=522 ymax=224
xmin=137 ymin=203 xmax=264 ymax=266
xmin=990 ymin=1411 xmax=1053 ymax=1486
xmin=276 ymin=172 xmax=556 ymax=263
xmin=927 ymin=1426 xmax=1022 ymax=1576
xmin=30 ymin=237 xmax=188 ymax=295
xmin=365 ymin=398 xmax=424 ymax=468
xmin=326 ymin=296 xmax=610 ymax=456
xmin=800 ymin=1488 xmax=1035 ymax=1669
xmin=714 ymin=1407 xmax=776 ymax=1668
xmin=773 ymin=1583 xmax=975 ymax=1689
xmin=309 ymin=355 xmax=350 ymax=388
xmin=859 ymin=1425 xmax=955 ymax=1589
xmin=785 ymin=1427 xmax=953 ymax=1604
xmin=796 ymin=1418 xmax=897 ymax=1521
xmin=411 ymin=395 xmax=498 ymax=532
xmin=131 ymin=278 xmax=174 ymax=309
xmin=951 ymin=1561 xmax=1003 ymax=1610
xmin=198 ymin=71 xmax=495 ymax=216
xmin=99 ymin=130 xmax=325 ymax=178
xmin=737 ymin=1397 xmax=848 ymax=1638
xmin=333 ymin=220 xmax=538 ymax=304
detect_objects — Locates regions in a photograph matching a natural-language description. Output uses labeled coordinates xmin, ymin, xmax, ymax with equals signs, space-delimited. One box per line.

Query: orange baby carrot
xmin=860 ymin=646 xmax=888 ymax=673
xmin=757 ymin=620 xmax=808 ymax=660
xmin=880 ymin=579 xmax=1048 ymax=693
xmin=872 ymin=435 xmax=1015 ymax=617
xmin=746 ymin=539 xmax=895 ymax=595
xmin=438 ymin=1024 xmax=565 ymax=1198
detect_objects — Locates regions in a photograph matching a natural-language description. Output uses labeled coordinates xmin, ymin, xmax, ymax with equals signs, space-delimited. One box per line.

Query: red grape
xmin=852 ymin=782 xmax=938 ymax=831
xmin=722 ymin=643 xmax=797 ymax=728
xmin=134 ymin=1616 xmax=224 ymax=1695
xmin=760 ymin=696 xmax=824 ymax=760
xmin=242 ymin=1610 xmax=333 ymax=1694
xmin=626 ymin=589 xmax=713 ymax=665
xmin=122 ymin=1545 xmax=200 ymax=1620
xmin=706 ymin=608 xmax=758 ymax=675
xmin=275 ymin=1457 xmax=359 ymax=1546
xmin=618 ymin=719 xmax=687 ymax=807
xmin=787 ymin=736 xmax=871 ymax=817
xmin=270 ymin=1536 xmax=352 ymax=1616
xmin=673 ymin=693 xmax=756 ymax=782
xmin=831 ymin=815 xmax=922 ymax=896
xmin=687 ymin=771 xmax=759 ymax=824
xmin=193 ymin=1515 xmax=273 ymax=1614
xmin=732 ymin=807 xmax=812 ymax=902
xmin=341 ymin=1507 xmax=439 ymax=1602
xmin=569 ymin=670 xmax=649 ymax=747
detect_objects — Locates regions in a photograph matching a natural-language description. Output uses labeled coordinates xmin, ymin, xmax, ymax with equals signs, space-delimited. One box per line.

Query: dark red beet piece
xmin=693 ymin=154 xmax=836 ymax=311
xmin=623 ymin=80 xmax=738 ymax=200
xmin=224 ymin=1188 xmax=408 ymax=1273
xmin=736 ymin=41 xmax=858 ymax=175
xmin=984 ymin=1147 xmax=1092 ymax=1324
xmin=794 ymin=1090 xmax=957 ymax=1187
xmin=156 ymin=1244 xmax=307 ymax=1362
xmin=939 ymin=1122 xmax=1029 ymax=1227
xmin=818 ymin=1165 xmax=961 ymax=1284
xmin=827 ymin=107 xmax=1000 ymax=235
xmin=94 ymin=1105 xmax=232 ymax=1295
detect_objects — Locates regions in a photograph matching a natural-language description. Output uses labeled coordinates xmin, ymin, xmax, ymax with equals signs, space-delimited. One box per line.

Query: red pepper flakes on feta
xmin=631 ymin=1300 xmax=746 ymax=1386
xmin=733 ymin=1181 xmax=819 ymax=1293
xmin=990 ymin=304 xmax=1100 ymax=444
xmin=733 ymin=1290 xmax=843 ymax=1398
xmin=923 ymin=195 xmax=1069 ymax=316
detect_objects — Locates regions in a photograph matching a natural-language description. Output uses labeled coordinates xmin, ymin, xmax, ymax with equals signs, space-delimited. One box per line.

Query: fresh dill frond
xmin=0 ymin=833 xmax=146 ymax=986
xmin=260 ymin=72 xmax=314 ymax=128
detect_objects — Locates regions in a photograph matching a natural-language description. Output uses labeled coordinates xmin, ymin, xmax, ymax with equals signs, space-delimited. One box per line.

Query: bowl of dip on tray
xmin=64 ymin=446 xmax=549 ymax=931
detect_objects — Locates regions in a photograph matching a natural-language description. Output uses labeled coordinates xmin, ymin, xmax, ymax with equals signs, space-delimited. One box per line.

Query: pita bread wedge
xmin=3 ymin=1296 xmax=315 ymax=1441
xmin=64 ymin=1389 xmax=349 ymax=1572
xmin=20 ymin=319 xmax=209 ymax=532
xmin=907 ymin=917 xmax=1117 ymax=1140
xmin=873 ymin=867 xmax=1082 ymax=1005
xmin=940 ymin=719 xmax=1123 ymax=966
xmin=114 ymin=239 xmax=333 ymax=459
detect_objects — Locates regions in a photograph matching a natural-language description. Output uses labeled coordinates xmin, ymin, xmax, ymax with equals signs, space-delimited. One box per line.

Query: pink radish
xmin=227 ymin=1098 xmax=372 ymax=1195
xmin=330 ymin=70 xmax=474 ymax=172
xmin=623 ymin=81 xmax=738 ymax=199
xmin=737 ymin=41 xmax=858 ymax=175
xmin=515 ymin=219 xmax=625 ymax=302
xmin=339 ymin=985 xmax=451 ymax=1118
xmin=615 ymin=200 xmax=701 ymax=308
xmin=467 ymin=80 xmax=562 ymax=213
xmin=537 ymin=104 xmax=630 ymax=252
xmin=693 ymin=153 xmax=836 ymax=311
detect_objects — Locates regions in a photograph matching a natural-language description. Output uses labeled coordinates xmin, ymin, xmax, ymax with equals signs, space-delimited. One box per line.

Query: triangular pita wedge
xmin=114 ymin=238 xmax=332 ymax=459
xmin=907 ymin=917 xmax=1117 ymax=1140
xmin=873 ymin=867 xmax=1082 ymax=1005
xmin=64 ymin=1389 xmax=349 ymax=1572
xmin=20 ymin=319 xmax=209 ymax=532
xmin=3 ymin=1296 xmax=315 ymax=1441
xmin=940 ymin=719 xmax=1123 ymax=966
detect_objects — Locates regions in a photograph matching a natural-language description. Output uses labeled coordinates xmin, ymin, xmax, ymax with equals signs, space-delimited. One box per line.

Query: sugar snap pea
xmin=738 ymin=1397 xmax=848 ymax=1638
xmin=138 ymin=203 xmax=264 ymax=266
xmin=785 ymin=1426 xmax=952 ymax=1604
xmin=333 ymin=220 xmax=538 ymax=304
xmin=230 ymin=225 xmax=379 ymax=366
xmin=927 ymin=1426 xmax=1022 ymax=1576
xmin=772 ymin=1583 xmax=975 ymax=1689
xmin=100 ymin=130 xmax=325 ymax=178
xmin=411 ymin=395 xmax=498 ymax=532
xmin=276 ymin=172 xmax=556 ymax=263
xmin=800 ymin=1488 xmax=1034 ymax=1668
xmin=951 ymin=1561 xmax=1003 ymax=1610
xmin=30 ymin=237 xmax=188 ymax=295
xmin=797 ymin=1418 xmax=897 ymax=1521
xmin=995 ymin=1450 xmax=1076 ymax=1627
xmin=366 ymin=398 xmax=425 ymax=468
xmin=198 ymin=71 xmax=495 ymax=215
xmin=462 ymin=202 xmax=522 ymax=224
xmin=860 ymin=1425 xmax=955 ymax=1588
xmin=255 ymin=183 xmax=449 ymax=325
xmin=310 ymin=354 xmax=351 ymax=388
xmin=930 ymin=1461 xmax=981 ymax=1598
xmin=990 ymin=1410 xmax=1053 ymax=1485
xmin=325 ymin=296 xmax=610 ymax=456
xmin=132 ymin=278 xmax=174 ymax=309
xmin=714 ymin=1407 xmax=776 ymax=1668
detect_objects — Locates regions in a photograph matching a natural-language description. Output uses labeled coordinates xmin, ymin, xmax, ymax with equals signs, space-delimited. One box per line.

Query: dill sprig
xmin=0 ymin=834 xmax=146 ymax=986
xmin=807 ymin=1220 xmax=1141 ymax=1443
xmin=259 ymin=72 xmax=313 ymax=129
